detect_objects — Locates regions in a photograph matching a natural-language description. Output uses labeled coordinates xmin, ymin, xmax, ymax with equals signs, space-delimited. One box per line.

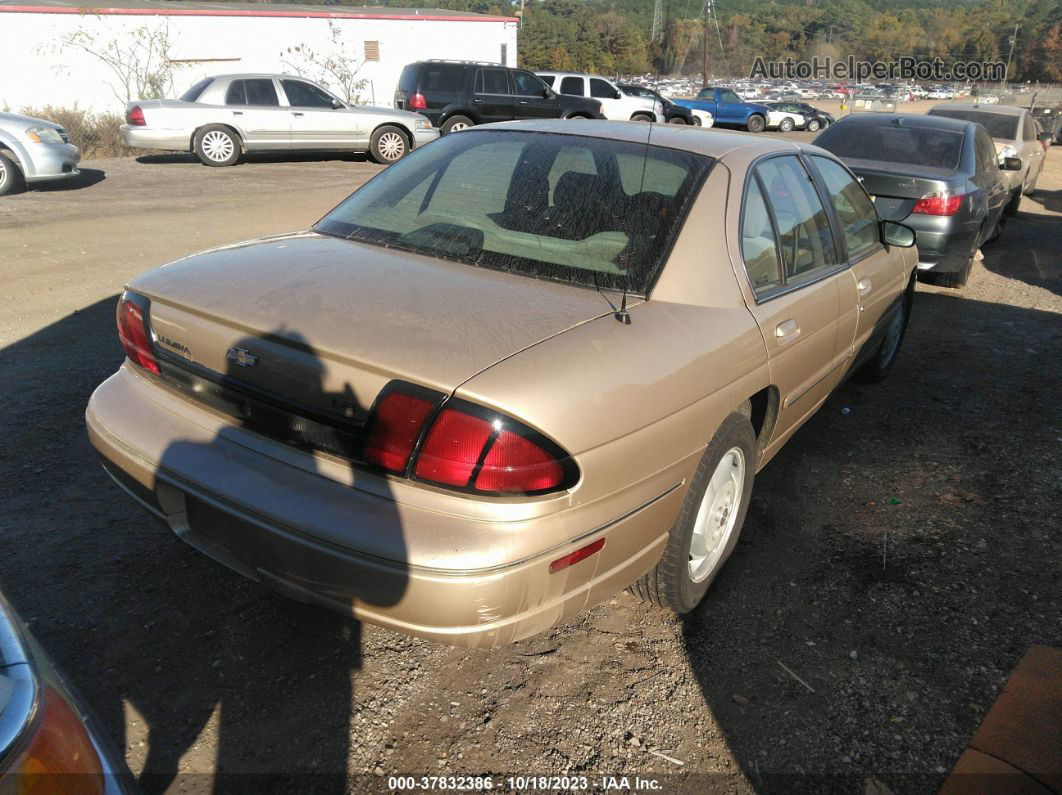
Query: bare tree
xmin=281 ymin=20 xmax=369 ymax=104
xmin=49 ymin=20 xmax=183 ymax=104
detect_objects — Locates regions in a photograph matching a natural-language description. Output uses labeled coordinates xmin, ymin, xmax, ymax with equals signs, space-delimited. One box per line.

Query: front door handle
xmin=231 ymin=111 xmax=243 ymax=116
xmin=292 ymin=112 xmax=304 ymax=117
xmin=472 ymin=98 xmax=484 ymax=104
xmin=518 ymin=100 xmax=529 ymax=104
xmin=775 ymin=319 xmax=800 ymax=343
xmin=857 ymin=277 xmax=872 ymax=297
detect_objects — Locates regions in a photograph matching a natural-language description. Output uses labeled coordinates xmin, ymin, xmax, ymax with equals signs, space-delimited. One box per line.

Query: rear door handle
xmin=518 ymin=100 xmax=529 ymax=105
xmin=775 ymin=319 xmax=800 ymax=343
xmin=292 ymin=112 xmax=304 ymax=117
xmin=231 ymin=111 xmax=243 ymax=116
xmin=857 ymin=277 xmax=872 ymax=297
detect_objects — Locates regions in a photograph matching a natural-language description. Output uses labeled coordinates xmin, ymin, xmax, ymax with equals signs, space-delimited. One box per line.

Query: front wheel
xmin=806 ymin=118 xmax=821 ymax=132
xmin=746 ymin=115 xmax=765 ymax=133
xmin=630 ymin=411 xmax=756 ymax=613
xmin=631 ymin=113 xmax=653 ymax=122
xmin=193 ymin=125 xmax=240 ymax=167
xmin=0 ymin=151 xmax=25 ymax=196
xmin=440 ymin=115 xmax=473 ymax=135
xmin=369 ymin=125 xmax=409 ymax=164
xmin=778 ymin=117 xmax=795 ymax=132
xmin=668 ymin=116 xmax=687 ymax=124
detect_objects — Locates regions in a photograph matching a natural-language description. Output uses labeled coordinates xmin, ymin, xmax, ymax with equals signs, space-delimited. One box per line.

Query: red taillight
xmin=363 ymin=391 xmax=436 ymax=473
xmin=911 ymin=192 xmax=963 ymax=216
xmin=116 ymin=293 xmax=160 ymax=375
xmin=7 ymin=687 xmax=105 ymax=793
xmin=362 ymin=384 xmax=574 ymax=495
xmin=127 ymin=105 xmax=146 ymax=126
xmin=549 ymin=538 xmax=605 ymax=574
xmin=409 ymin=92 xmax=427 ymax=110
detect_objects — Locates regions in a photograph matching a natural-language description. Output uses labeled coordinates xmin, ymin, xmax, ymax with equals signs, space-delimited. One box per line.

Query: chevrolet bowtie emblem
xmin=226 ymin=347 xmax=258 ymax=367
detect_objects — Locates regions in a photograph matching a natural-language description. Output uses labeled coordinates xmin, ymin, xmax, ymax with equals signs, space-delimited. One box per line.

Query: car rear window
xmin=929 ymin=109 xmax=1019 ymax=139
xmin=398 ymin=64 xmax=418 ymax=94
xmin=815 ymin=123 xmax=964 ymax=170
xmin=315 ymin=130 xmax=712 ymax=294
xmin=180 ymin=78 xmax=213 ymax=103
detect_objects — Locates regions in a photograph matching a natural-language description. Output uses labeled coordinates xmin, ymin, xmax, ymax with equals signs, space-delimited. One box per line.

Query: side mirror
xmin=1000 ymin=156 xmax=1022 ymax=171
xmin=543 ymin=87 xmax=553 ymax=99
xmin=331 ymin=97 xmax=345 ymax=109
xmin=881 ymin=220 xmax=916 ymax=248
xmin=613 ymin=90 xmax=622 ymax=99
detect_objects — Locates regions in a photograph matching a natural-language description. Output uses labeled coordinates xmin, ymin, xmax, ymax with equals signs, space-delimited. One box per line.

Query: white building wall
xmin=0 ymin=11 xmax=518 ymax=113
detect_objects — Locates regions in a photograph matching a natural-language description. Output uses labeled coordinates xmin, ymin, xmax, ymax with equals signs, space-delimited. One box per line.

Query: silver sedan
xmin=0 ymin=112 xmax=81 ymax=195
xmin=121 ymin=73 xmax=439 ymax=166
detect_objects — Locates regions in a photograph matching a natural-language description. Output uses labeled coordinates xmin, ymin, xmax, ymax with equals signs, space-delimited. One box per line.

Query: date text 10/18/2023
xmin=388 ymin=775 xmax=665 ymax=791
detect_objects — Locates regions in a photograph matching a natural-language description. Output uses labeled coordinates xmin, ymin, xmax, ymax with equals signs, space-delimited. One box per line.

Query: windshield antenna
xmin=616 ymin=123 xmax=653 ymax=325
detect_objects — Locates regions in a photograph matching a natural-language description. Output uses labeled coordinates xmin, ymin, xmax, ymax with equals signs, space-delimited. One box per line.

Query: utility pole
xmin=1003 ymin=23 xmax=1019 ymax=90
xmin=651 ymin=0 xmax=662 ymax=42
xmin=702 ymin=0 xmax=711 ymax=87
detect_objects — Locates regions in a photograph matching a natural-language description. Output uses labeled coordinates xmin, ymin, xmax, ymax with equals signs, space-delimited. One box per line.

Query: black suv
xmin=394 ymin=60 xmax=605 ymax=134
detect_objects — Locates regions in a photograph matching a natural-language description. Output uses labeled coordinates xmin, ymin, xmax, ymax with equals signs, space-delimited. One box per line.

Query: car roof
xmin=831 ymin=113 xmax=973 ymax=133
xmin=470 ymin=119 xmax=827 ymax=162
xmin=931 ymin=103 xmax=1026 ymax=117
xmin=200 ymin=73 xmax=304 ymax=81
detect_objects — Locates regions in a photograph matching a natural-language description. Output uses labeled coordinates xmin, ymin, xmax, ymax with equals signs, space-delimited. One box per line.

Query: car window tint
xmin=512 ymin=71 xmax=544 ymax=96
xmin=720 ymin=90 xmax=740 ymax=103
xmin=929 ymin=109 xmax=1019 ymax=139
xmin=816 ymin=123 xmax=963 ymax=170
xmin=539 ymin=75 xmax=556 ymax=87
xmin=756 ymin=156 xmax=837 ymax=280
xmin=399 ymin=64 xmax=418 ymax=94
xmin=282 ymin=80 xmax=333 ymax=108
xmin=811 ymin=156 xmax=879 ymax=260
xmin=741 ymin=177 xmax=783 ymax=294
xmin=423 ymin=65 xmax=465 ymax=92
xmin=180 ymin=78 xmax=213 ymax=103
xmin=244 ymin=79 xmax=279 ymax=107
xmin=224 ymin=80 xmax=247 ymax=106
xmin=477 ymin=69 xmax=509 ymax=95
xmin=315 ymin=130 xmax=713 ymax=294
xmin=975 ymin=128 xmax=998 ymax=174
xmin=559 ymin=76 xmax=584 ymax=95
xmin=590 ymin=78 xmax=615 ymax=99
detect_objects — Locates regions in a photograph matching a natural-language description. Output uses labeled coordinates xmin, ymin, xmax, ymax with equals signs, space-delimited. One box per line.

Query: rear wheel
xmin=631 ymin=411 xmax=756 ymax=613
xmin=631 ymin=113 xmax=653 ymax=122
xmin=668 ymin=116 xmax=687 ymax=124
xmin=193 ymin=125 xmax=240 ymax=167
xmin=855 ymin=277 xmax=913 ymax=382
xmin=778 ymin=117 xmax=795 ymax=132
xmin=806 ymin=118 xmax=821 ymax=132
xmin=440 ymin=115 xmax=473 ymax=135
xmin=0 ymin=151 xmax=25 ymax=196
xmin=746 ymin=115 xmax=766 ymax=133
xmin=369 ymin=125 xmax=409 ymax=164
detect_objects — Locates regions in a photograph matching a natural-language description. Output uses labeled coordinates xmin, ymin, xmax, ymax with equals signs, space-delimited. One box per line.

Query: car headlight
xmin=414 ymin=118 xmax=433 ymax=131
xmin=25 ymin=126 xmax=64 ymax=144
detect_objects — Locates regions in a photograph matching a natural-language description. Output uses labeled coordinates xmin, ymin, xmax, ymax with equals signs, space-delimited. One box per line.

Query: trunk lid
xmin=844 ymin=158 xmax=961 ymax=221
xmin=131 ymin=232 xmax=611 ymax=436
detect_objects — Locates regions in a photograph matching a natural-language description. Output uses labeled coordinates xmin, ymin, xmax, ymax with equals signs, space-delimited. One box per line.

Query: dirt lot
xmin=1 ymin=134 xmax=1060 ymax=794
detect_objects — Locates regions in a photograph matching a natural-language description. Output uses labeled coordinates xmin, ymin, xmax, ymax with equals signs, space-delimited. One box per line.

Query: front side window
xmin=811 ymin=156 xmax=879 ymax=260
xmin=315 ymin=130 xmax=713 ymax=294
xmin=477 ymin=69 xmax=509 ymax=95
xmin=590 ymin=78 xmax=616 ymax=99
xmin=512 ymin=71 xmax=545 ymax=97
xmin=741 ymin=177 xmax=783 ymax=294
xmin=755 ymin=156 xmax=837 ymax=281
xmin=720 ymin=90 xmax=741 ymax=104
xmin=281 ymin=79 xmax=334 ymax=108
xmin=559 ymin=76 xmax=584 ymax=96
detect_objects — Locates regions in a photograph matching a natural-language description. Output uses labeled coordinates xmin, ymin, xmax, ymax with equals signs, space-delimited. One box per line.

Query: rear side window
xmin=282 ymin=79 xmax=333 ymax=108
xmin=225 ymin=81 xmax=246 ymax=106
xmin=423 ymin=65 xmax=466 ymax=92
xmin=180 ymin=78 xmax=213 ymax=103
xmin=245 ymin=79 xmax=279 ymax=106
xmin=590 ymin=78 xmax=615 ymax=99
xmin=811 ymin=156 xmax=879 ymax=260
xmin=816 ymin=122 xmax=964 ymax=170
xmin=741 ymin=178 xmax=783 ymax=294
xmin=559 ymin=76 xmax=584 ymax=96
xmin=476 ymin=69 xmax=509 ymax=95
xmin=755 ymin=156 xmax=837 ymax=281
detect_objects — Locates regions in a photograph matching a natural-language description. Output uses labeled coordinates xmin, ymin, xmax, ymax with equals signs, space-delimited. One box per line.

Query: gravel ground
xmin=0 ymin=136 xmax=1059 ymax=794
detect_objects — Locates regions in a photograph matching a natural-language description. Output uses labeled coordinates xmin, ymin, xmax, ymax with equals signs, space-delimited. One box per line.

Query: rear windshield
xmin=421 ymin=64 xmax=466 ymax=93
xmin=315 ymin=130 xmax=712 ymax=294
xmin=815 ymin=123 xmax=964 ymax=170
xmin=929 ymin=109 xmax=1019 ymax=140
xmin=398 ymin=65 xmax=418 ymax=94
xmin=180 ymin=78 xmax=213 ymax=103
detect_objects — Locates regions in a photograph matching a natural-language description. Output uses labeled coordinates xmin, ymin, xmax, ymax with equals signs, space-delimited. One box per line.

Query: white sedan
xmin=759 ymin=101 xmax=806 ymax=132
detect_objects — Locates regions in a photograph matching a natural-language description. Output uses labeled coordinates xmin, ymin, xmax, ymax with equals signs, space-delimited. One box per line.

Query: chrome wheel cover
xmin=377 ymin=131 xmax=405 ymax=160
xmin=689 ymin=447 xmax=746 ymax=583
xmin=449 ymin=122 xmax=469 ymax=132
xmin=201 ymin=130 xmax=235 ymax=162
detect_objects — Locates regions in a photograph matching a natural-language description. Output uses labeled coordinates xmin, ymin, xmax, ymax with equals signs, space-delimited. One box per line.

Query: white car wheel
xmin=688 ymin=447 xmax=746 ymax=583
xmin=201 ymin=131 xmax=235 ymax=162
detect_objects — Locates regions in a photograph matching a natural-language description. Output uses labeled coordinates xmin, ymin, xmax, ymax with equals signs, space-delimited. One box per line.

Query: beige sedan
xmin=87 ymin=121 xmax=917 ymax=647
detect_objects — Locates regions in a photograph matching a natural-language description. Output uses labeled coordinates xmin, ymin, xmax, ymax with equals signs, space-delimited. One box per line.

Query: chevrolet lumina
xmin=87 ymin=121 xmax=917 ymax=648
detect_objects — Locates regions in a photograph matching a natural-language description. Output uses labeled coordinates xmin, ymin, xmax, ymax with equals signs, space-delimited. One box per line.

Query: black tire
xmin=0 ymin=151 xmax=25 ymax=196
xmin=983 ymin=213 xmax=1006 ymax=246
xmin=692 ymin=116 xmax=702 ymax=126
xmin=746 ymin=115 xmax=766 ymax=133
xmin=931 ymin=257 xmax=974 ymax=289
xmin=440 ymin=115 xmax=473 ymax=135
xmin=855 ymin=275 xmax=914 ymax=382
xmin=631 ymin=411 xmax=756 ymax=613
xmin=668 ymin=116 xmax=687 ymax=124
xmin=193 ymin=125 xmax=240 ymax=167
xmin=806 ymin=118 xmax=821 ymax=132
xmin=631 ymin=113 xmax=654 ymax=122
xmin=1003 ymin=191 xmax=1022 ymax=217
xmin=778 ymin=117 xmax=795 ymax=132
xmin=369 ymin=125 xmax=409 ymax=164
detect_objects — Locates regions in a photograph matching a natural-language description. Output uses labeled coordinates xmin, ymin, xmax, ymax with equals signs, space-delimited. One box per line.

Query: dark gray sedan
xmin=814 ymin=113 xmax=1019 ymax=288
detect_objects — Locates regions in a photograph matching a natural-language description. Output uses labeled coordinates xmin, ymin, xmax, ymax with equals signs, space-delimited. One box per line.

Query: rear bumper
xmin=907 ymin=214 xmax=980 ymax=274
xmin=86 ymin=366 xmax=683 ymax=648
xmin=120 ymin=124 xmax=190 ymax=151
xmin=22 ymin=142 xmax=80 ymax=182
